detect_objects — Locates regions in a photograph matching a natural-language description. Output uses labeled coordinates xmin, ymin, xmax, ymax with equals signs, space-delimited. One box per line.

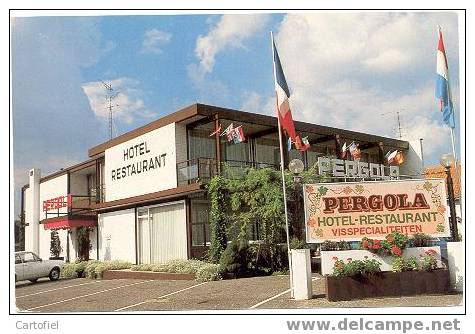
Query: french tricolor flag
xmin=272 ymin=38 xmax=299 ymax=143
xmin=436 ymin=26 xmax=455 ymax=128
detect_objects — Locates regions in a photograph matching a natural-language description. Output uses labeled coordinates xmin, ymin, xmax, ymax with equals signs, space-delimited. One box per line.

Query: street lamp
xmin=289 ymin=158 xmax=304 ymax=182
xmin=439 ymin=154 xmax=459 ymax=241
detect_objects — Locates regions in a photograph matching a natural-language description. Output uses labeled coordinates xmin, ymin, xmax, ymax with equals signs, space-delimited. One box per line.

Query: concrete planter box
xmin=325 ymin=269 xmax=450 ymax=302
xmin=321 ymin=247 xmax=443 ymax=276
xmin=102 ymin=270 xmax=195 ymax=281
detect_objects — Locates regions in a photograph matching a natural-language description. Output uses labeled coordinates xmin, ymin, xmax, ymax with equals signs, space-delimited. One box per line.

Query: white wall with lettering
xmin=104 ymin=123 xmax=178 ymax=202
xmin=36 ymin=174 xmax=69 ymax=259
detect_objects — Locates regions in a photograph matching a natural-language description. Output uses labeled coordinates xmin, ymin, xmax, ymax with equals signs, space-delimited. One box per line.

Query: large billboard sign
xmin=303 ymin=179 xmax=450 ymax=243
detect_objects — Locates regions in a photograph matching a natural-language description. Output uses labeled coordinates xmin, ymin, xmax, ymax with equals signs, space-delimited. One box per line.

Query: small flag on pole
xmin=300 ymin=136 xmax=310 ymax=152
xmin=232 ymin=126 xmax=246 ymax=144
xmin=341 ymin=142 xmax=348 ymax=159
xmin=209 ymin=124 xmax=222 ymax=137
xmin=436 ymin=26 xmax=455 ymax=128
xmin=348 ymin=142 xmax=361 ymax=161
xmin=386 ymin=150 xmax=398 ymax=164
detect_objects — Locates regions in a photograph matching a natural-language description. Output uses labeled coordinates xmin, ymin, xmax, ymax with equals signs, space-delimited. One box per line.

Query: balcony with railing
xmin=43 ymin=194 xmax=97 ymax=220
xmin=177 ymin=158 xmax=279 ymax=186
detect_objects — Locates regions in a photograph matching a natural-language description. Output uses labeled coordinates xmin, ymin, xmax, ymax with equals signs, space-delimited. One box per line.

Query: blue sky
xmin=12 ymin=12 xmax=461 ymax=216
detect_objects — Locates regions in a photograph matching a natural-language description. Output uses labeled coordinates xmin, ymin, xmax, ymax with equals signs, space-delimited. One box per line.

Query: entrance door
xmin=137 ymin=202 xmax=187 ymax=264
xmin=137 ymin=208 xmax=151 ymax=264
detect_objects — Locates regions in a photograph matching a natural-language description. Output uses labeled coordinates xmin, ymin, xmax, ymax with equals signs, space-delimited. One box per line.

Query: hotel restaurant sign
xmin=303 ymin=178 xmax=450 ymax=243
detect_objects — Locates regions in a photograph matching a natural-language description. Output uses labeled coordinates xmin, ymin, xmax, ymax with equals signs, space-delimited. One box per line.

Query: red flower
xmin=362 ymin=240 xmax=369 ymax=249
xmin=426 ymin=249 xmax=437 ymax=255
xmin=391 ymin=246 xmax=402 ymax=257
xmin=374 ymin=239 xmax=381 ymax=245
xmin=332 ymin=256 xmax=339 ymax=261
xmin=373 ymin=244 xmax=381 ymax=250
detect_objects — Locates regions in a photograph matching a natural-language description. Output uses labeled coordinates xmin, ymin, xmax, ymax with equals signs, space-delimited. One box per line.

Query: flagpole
xmin=271 ymin=31 xmax=294 ymax=299
xmin=439 ymin=25 xmax=458 ymax=166
xmin=439 ymin=25 xmax=462 ymax=220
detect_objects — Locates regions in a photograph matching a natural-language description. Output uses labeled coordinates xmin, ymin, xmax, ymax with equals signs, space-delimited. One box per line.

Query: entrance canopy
xmin=43 ymin=217 xmax=97 ymax=230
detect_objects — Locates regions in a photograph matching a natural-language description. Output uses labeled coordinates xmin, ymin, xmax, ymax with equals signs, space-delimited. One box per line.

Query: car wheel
xmin=29 ymin=278 xmax=38 ymax=283
xmin=49 ymin=268 xmax=60 ymax=281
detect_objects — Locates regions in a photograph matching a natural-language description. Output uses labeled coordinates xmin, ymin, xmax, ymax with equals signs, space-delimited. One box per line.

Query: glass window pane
xmin=192 ymin=224 xmax=205 ymax=246
xmin=189 ymin=129 xmax=216 ymax=160
xmin=255 ymin=137 xmax=280 ymax=166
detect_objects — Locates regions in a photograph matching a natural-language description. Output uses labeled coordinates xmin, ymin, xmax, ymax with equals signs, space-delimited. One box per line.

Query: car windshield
xmin=23 ymin=253 xmax=39 ymax=263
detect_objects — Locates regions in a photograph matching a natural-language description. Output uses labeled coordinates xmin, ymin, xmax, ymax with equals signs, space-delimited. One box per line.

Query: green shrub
xmin=84 ymin=260 xmax=102 ymax=279
xmin=331 ymin=256 xmax=381 ymax=277
xmin=195 ymin=263 xmax=223 ymax=282
xmin=60 ymin=263 xmax=79 ymax=279
xmin=219 ymin=241 xmax=250 ymax=276
xmin=73 ymin=260 xmax=90 ymax=277
xmin=392 ymin=256 xmax=419 ymax=272
xmin=131 ymin=264 xmax=154 ymax=271
xmin=289 ymin=237 xmax=307 ymax=250
xmin=409 ymin=233 xmax=433 ymax=247
xmin=321 ymin=240 xmax=351 ymax=251
xmin=419 ymin=250 xmax=438 ymax=271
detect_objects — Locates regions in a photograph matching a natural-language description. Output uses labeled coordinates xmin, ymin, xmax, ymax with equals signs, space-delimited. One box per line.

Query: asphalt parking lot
xmin=15 ymin=275 xmax=463 ymax=312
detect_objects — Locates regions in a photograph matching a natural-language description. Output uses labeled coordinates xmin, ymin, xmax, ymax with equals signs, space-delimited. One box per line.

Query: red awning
xmin=43 ymin=218 xmax=97 ymax=230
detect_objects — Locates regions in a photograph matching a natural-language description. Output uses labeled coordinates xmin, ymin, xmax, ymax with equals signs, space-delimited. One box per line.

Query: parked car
xmin=15 ymin=251 xmax=64 ymax=283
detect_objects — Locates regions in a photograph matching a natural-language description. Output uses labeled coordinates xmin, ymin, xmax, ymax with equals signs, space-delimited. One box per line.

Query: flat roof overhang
xmin=91 ymin=183 xmax=204 ymax=213
xmin=87 ymin=103 xmax=409 ymax=157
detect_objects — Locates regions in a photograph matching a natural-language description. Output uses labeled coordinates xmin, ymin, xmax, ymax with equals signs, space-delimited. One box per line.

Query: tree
xmin=50 ymin=230 xmax=62 ymax=258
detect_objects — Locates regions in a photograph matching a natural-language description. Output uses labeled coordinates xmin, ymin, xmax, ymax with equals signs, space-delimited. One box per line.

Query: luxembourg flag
xmin=272 ymin=37 xmax=299 ymax=142
xmin=436 ymin=26 xmax=455 ymax=128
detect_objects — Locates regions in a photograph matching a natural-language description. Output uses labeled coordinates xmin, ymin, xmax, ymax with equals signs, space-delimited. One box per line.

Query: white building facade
xmin=21 ymin=103 xmax=422 ymax=263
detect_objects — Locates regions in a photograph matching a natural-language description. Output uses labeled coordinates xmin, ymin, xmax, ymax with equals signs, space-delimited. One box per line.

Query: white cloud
xmin=81 ymin=78 xmax=157 ymax=125
xmin=141 ymin=29 xmax=172 ymax=54
xmin=250 ymin=12 xmax=460 ymax=164
xmin=194 ymin=14 xmax=271 ymax=74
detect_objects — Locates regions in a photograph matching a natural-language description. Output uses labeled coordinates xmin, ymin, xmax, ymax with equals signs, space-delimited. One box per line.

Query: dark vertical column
xmin=334 ymin=134 xmax=342 ymax=158
xmin=378 ymin=142 xmax=385 ymax=164
xmin=186 ymin=198 xmax=193 ymax=259
xmin=95 ymin=159 xmax=100 ymax=203
xmin=134 ymin=207 xmax=138 ymax=265
xmin=214 ymin=114 xmax=221 ymax=174
xmin=280 ymin=129 xmax=289 ymax=169
xmin=66 ymin=231 xmax=70 ymax=263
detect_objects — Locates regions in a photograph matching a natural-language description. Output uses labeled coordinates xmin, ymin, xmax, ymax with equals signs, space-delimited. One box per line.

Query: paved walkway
xmin=15 ymin=275 xmax=463 ymax=312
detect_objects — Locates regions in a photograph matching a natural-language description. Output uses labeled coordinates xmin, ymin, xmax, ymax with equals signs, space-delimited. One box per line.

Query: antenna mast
xmin=381 ymin=110 xmax=404 ymax=139
xmin=101 ymin=80 xmax=119 ymax=141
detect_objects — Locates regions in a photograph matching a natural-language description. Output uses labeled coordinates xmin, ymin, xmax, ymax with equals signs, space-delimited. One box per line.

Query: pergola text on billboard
xmin=303 ymin=179 xmax=450 ymax=243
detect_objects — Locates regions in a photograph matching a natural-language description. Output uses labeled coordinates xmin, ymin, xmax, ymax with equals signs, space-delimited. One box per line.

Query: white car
xmin=15 ymin=251 xmax=64 ymax=283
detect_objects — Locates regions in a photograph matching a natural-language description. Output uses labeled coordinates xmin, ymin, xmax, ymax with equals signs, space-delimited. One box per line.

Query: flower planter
xmin=325 ymin=269 xmax=449 ymax=301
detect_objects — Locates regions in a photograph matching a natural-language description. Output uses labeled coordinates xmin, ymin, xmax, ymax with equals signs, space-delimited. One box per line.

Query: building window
xmin=255 ymin=137 xmax=280 ymax=167
xmin=189 ymin=129 xmax=216 ymax=160
xmin=191 ymin=200 xmax=211 ymax=247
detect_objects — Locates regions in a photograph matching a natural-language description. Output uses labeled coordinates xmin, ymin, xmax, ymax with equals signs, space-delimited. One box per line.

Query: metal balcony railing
xmin=176 ymin=158 xmax=279 ymax=186
xmin=43 ymin=194 xmax=98 ymax=220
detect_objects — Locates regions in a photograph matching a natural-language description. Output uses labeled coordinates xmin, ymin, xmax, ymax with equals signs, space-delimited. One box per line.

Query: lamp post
xmin=439 ymin=154 xmax=459 ymax=242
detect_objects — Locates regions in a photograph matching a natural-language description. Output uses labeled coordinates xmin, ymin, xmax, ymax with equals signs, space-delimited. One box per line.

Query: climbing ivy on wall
xmin=206 ymin=164 xmax=322 ymax=263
